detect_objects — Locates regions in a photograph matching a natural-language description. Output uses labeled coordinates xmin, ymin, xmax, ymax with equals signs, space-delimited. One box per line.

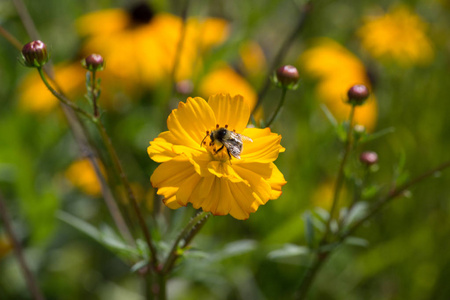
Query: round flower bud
xmin=276 ymin=65 xmax=300 ymax=88
xmin=360 ymin=151 xmax=378 ymax=166
xmin=347 ymin=84 xmax=370 ymax=106
xmin=82 ymin=54 xmax=104 ymax=71
xmin=21 ymin=40 xmax=48 ymax=68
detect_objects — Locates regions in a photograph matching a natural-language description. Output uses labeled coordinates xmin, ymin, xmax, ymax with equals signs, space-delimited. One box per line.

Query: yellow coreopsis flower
xmin=148 ymin=94 xmax=286 ymax=220
xmin=358 ymin=6 xmax=434 ymax=66
xmin=299 ymin=38 xmax=377 ymax=131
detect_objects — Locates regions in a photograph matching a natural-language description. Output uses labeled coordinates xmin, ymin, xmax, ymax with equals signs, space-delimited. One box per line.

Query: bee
xmin=201 ymin=126 xmax=253 ymax=159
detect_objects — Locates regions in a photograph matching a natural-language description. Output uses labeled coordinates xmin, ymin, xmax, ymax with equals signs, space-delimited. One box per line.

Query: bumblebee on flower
xmin=148 ymin=94 xmax=286 ymax=220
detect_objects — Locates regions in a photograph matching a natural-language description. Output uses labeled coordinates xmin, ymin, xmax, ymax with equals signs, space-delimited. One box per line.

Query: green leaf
xmin=320 ymin=104 xmax=337 ymax=127
xmin=344 ymin=236 xmax=369 ymax=247
xmin=360 ymin=127 xmax=395 ymax=143
xmin=267 ymin=244 xmax=310 ymax=265
xmin=342 ymin=202 xmax=369 ymax=228
xmin=130 ymin=260 xmax=149 ymax=273
xmin=57 ymin=211 xmax=139 ymax=260
xmin=213 ymin=239 xmax=257 ymax=261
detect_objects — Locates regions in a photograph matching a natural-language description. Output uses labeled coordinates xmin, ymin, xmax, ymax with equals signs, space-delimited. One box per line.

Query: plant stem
xmin=341 ymin=159 xmax=450 ymax=240
xmin=37 ymin=68 xmax=94 ymax=121
xmin=266 ymin=87 xmax=287 ymax=127
xmin=0 ymin=26 xmax=23 ymax=50
xmin=36 ymin=68 xmax=135 ymax=245
xmin=252 ymin=1 xmax=312 ymax=115
xmin=297 ymin=159 xmax=450 ymax=299
xmin=321 ymin=105 xmax=356 ymax=243
xmin=162 ymin=211 xmax=211 ymax=274
xmin=12 ymin=0 xmax=135 ymax=247
xmin=295 ymin=251 xmax=329 ymax=300
xmin=90 ymin=70 xmax=99 ymax=117
xmin=0 ymin=193 xmax=45 ymax=300
xmin=94 ymin=120 xmax=158 ymax=269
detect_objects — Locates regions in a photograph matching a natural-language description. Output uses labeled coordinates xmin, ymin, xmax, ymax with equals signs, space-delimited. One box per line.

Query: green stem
xmin=297 ymin=159 xmax=450 ymax=299
xmin=94 ymin=121 xmax=158 ymax=269
xmin=295 ymin=251 xmax=329 ymax=300
xmin=90 ymin=70 xmax=99 ymax=117
xmin=0 ymin=25 xmax=23 ymax=50
xmin=0 ymin=193 xmax=45 ymax=300
xmin=162 ymin=211 xmax=211 ymax=274
xmin=265 ymin=87 xmax=287 ymax=127
xmin=37 ymin=67 xmax=94 ymax=121
xmin=252 ymin=1 xmax=312 ymax=115
xmin=321 ymin=105 xmax=356 ymax=243
xmin=341 ymin=159 xmax=450 ymax=240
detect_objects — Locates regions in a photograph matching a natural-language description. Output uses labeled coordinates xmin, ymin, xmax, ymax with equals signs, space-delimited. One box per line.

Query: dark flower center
xmin=128 ymin=2 xmax=154 ymax=25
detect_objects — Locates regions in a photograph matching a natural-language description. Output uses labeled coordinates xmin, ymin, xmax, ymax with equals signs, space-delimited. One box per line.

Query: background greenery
xmin=1 ymin=0 xmax=450 ymax=299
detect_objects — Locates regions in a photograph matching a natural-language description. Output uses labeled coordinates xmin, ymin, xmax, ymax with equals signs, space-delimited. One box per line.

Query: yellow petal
xmin=147 ymin=136 xmax=177 ymax=163
xmin=239 ymin=128 xmax=285 ymax=163
xmin=176 ymin=172 xmax=202 ymax=206
xmin=207 ymin=94 xmax=250 ymax=133
xmin=232 ymin=164 xmax=272 ymax=204
xmin=151 ymin=157 xmax=197 ymax=207
xmin=207 ymin=161 xmax=246 ymax=183
xmin=266 ymin=163 xmax=287 ymax=199
xmin=167 ymin=97 xmax=216 ymax=149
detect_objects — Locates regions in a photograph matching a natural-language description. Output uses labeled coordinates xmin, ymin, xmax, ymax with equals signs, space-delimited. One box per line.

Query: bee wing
xmin=240 ymin=134 xmax=253 ymax=143
xmin=224 ymin=140 xmax=242 ymax=159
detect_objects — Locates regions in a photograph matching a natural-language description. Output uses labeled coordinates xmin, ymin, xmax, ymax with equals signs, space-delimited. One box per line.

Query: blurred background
xmin=1 ymin=0 xmax=450 ymax=299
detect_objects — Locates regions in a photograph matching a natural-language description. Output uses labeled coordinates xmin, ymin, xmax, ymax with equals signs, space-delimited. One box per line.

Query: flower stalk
xmin=266 ymin=87 xmax=287 ymax=127
xmin=321 ymin=104 xmax=356 ymax=243
xmin=0 ymin=193 xmax=45 ymax=300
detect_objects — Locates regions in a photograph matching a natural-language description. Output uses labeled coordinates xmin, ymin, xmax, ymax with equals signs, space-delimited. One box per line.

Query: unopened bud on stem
xmin=21 ymin=40 xmax=49 ymax=68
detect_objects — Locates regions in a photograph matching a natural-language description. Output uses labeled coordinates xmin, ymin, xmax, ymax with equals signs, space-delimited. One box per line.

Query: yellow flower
xmin=148 ymin=94 xmax=286 ymax=220
xmin=198 ymin=64 xmax=258 ymax=111
xmin=18 ymin=63 xmax=86 ymax=113
xmin=65 ymin=158 xmax=106 ymax=196
xmin=76 ymin=6 xmax=229 ymax=87
xmin=358 ymin=5 xmax=434 ymax=66
xmin=299 ymin=38 xmax=377 ymax=131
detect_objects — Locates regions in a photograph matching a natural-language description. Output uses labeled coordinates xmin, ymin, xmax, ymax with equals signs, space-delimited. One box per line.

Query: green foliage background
xmin=1 ymin=0 xmax=450 ymax=299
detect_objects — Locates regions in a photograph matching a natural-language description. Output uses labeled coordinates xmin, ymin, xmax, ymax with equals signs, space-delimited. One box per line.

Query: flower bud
xmin=347 ymin=84 xmax=370 ymax=106
xmin=360 ymin=151 xmax=378 ymax=166
xmin=82 ymin=54 xmax=105 ymax=71
xmin=21 ymin=40 xmax=48 ymax=68
xmin=275 ymin=65 xmax=300 ymax=89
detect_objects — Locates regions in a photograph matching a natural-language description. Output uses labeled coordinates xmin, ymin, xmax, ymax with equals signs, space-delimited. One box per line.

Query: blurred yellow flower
xmin=18 ymin=63 xmax=85 ymax=113
xmin=198 ymin=64 xmax=258 ymax=111
xmin=0 ymin=233 xmax=13 ymax=260
xmin=77 ymin=4 xmax=229 ymax=87
xmin=239 ymin=41 xmax=267 ymax=79
xmin=299 ymin=38 xmax=377 ymax=131
xmin=358 ymin=6 xmax=434 ymax=66
xmin=148 ymin=94 xmax=286 ymax=220
xmin=65 ymin=158 xmax=105 ymax=196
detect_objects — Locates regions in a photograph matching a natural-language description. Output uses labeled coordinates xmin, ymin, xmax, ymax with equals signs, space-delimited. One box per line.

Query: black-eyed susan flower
xmin=148 ymin=94 xmax=286 ymax=220
xmin=299 ymin=38 xmax=378 ymax=131
xmin=358 ymin=5 xmax=434 ymax=67
xmin=76 ymin=4 xmax=229 ymax=87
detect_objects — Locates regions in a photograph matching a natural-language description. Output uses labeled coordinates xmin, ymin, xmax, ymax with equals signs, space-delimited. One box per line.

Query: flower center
xmin=201 ymin=124 xmax=236 ymax=162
